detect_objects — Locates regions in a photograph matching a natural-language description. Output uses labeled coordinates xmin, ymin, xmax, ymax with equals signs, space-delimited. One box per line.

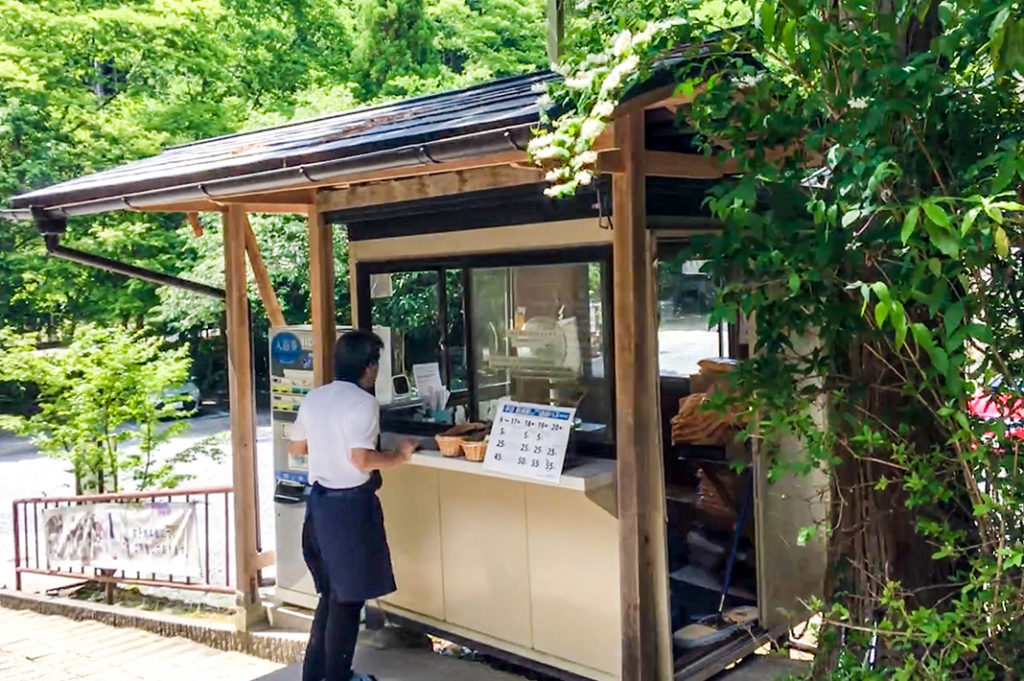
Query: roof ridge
xmin=165 ymin=70 xmax=555 ymax=152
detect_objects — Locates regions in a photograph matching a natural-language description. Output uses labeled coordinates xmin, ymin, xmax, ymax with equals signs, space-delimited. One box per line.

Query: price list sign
xmin=482 ymin=401 xmax=576 ymax=483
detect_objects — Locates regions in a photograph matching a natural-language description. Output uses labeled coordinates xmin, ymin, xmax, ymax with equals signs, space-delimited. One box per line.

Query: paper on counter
xmin=413 ymin=362 xmax=449 ymax=412
xmin=413 ymin=363 xmax=443 ymax=393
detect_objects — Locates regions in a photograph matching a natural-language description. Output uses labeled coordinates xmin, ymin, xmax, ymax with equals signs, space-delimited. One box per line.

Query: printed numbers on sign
xmin=482 ymin=400 xmax=575 ymax=483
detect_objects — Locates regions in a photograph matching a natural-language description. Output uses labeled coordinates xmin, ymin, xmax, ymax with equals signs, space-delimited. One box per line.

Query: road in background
xmin=0 ymin=407 xmax=278 ymax=595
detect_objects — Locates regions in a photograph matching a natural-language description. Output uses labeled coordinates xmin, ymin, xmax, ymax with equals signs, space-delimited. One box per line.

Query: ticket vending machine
xmin=270 ymin=325 xmax=394 ymax=609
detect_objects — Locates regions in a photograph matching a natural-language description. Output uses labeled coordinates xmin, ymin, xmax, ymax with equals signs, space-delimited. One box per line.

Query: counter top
xmin=405 ymin=449 xmax=616 ymax=492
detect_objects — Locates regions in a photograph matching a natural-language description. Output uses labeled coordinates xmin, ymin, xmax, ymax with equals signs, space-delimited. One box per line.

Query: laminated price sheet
xmin=483 ymin=401 xmax=575 ymax=483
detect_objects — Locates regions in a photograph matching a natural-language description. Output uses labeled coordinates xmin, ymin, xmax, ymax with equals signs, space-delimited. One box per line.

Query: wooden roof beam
xmin=242 ymin=214 xmax=286 ymax=328
xmin=599 ymin=145 xmax=821 ymax=179
xmin=599 ymin=150 xmax=731 ymax=179
xmin=316 ymin=164 xmax=544 ymax=214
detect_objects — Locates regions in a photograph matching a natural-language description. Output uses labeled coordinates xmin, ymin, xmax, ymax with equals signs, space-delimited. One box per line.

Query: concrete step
xmin=264 ymin=602 xmax=313 ymax=633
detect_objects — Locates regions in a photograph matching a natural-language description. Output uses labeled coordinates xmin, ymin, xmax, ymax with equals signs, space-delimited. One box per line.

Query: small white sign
xmin=482 ymin=401 xmax=575 ymax=483
xmin=44 ymin=502 xmax=203 ymax=578
xmin=412 ymin=362 xmax=448 ymax=411
xmin=412 ymin=362 xmax=443 ymax=393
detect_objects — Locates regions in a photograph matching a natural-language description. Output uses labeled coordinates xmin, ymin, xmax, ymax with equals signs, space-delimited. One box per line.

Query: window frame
xmin=355 ymin=246 xmax=616 ymax=453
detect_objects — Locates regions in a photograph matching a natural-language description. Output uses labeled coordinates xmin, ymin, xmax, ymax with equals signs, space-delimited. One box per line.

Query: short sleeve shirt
xmin=290 ymin=381 xmax=378 ymax=489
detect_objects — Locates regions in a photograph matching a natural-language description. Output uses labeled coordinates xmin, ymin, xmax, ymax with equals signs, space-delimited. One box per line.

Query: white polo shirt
xmin=290 ymin=380 xmax=378 ymax=489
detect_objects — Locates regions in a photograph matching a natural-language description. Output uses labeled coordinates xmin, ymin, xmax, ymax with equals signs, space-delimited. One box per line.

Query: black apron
xmin=302 ymin=471 xmax=396 ymax=603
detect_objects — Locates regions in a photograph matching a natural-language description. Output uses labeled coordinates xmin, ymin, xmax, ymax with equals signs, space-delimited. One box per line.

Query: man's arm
xmin=350 ymin=440 xmax=419 ymax=471
xmin=289 ymin=439 xmax=418 ymax=470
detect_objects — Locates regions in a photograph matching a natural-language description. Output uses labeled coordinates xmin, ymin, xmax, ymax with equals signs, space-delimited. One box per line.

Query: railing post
xmin=12 ymin=501 xmax=21 ymax=591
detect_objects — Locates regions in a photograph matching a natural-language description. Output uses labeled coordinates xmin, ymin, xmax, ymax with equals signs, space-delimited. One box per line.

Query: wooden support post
xmin=308 ymin=208 xmax=336 ymax=386
xmin=242 ymin=215 xmax=286 ymax=328
xmin=612 ymin=112 xmax=673 ymax=681
xmin=546 ymin=0 xmax=565 ymax=63
xmin=222 ymin=206 xmax=263 ymax=631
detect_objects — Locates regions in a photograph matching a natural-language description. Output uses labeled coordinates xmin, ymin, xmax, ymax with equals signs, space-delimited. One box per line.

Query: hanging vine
xmin=534 ymin=0 xmax=1024 ymax=678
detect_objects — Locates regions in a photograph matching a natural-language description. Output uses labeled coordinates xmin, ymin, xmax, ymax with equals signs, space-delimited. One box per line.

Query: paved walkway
xmin=0 ymin=604 xmax=809 ymax=681
xmin=0 ymin=607 xmax=284 ymax=681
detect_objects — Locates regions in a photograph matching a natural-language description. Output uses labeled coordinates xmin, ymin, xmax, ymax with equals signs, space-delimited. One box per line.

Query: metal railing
xmin=12 ymin=486 xmax=235 ymax=595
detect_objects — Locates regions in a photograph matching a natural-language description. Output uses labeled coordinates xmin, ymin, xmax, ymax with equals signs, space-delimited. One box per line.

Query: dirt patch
xmin=67 ymin=583 xmax=234 ymax=622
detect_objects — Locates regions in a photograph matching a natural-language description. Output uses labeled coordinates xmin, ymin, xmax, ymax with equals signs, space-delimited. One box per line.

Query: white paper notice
xmin=412 ymin=362 xmax=448 ymax=410
xmin=482 ymin=401 xmax=575 ymax=483
xmin=412 ymin=362 xmax=443 ymax=394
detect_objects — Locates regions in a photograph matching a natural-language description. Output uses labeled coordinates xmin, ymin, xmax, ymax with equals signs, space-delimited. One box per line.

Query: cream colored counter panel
xmin=407 ymin=448 xmax=615 ymax=492
xmin=378 ymin=465 xmax=445 ymax=620
xmin=377 ymin=454 xmax=621 ymax=680
xmin=526 ymin=483 xmax=621 ymax=676
xmin=439 ymin=471 xmax=533 ymax=648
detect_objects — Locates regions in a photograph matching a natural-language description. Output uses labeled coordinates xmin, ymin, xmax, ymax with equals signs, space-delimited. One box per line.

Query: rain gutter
xmin=34 ymin=213 xmax=224 ymax=299
xmin=8 ymin=124 xmax=536 ymax=220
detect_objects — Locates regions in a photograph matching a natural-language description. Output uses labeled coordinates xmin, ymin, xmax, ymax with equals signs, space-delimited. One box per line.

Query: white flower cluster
xmin=565 ymin=71 xmax=596 ymax=90
xmin=530 ymin=19 xmax=673 ymax=199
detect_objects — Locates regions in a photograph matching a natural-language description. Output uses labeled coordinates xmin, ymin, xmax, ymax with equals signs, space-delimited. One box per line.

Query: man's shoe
xmin=350 ymin=674 xmax=378 ymax=681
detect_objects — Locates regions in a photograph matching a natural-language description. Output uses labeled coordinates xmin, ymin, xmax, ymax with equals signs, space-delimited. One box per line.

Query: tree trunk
xmin=812 ymin=339 xmax=974 ymax=675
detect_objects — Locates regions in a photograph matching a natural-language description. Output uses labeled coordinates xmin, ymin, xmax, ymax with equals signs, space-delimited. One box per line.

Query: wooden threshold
xmin=673 ymin=627 xmax=774 ymax=681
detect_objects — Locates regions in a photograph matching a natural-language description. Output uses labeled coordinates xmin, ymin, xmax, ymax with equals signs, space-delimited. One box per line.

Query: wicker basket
xmin=461 ymin=439 xmax=488 ymax=462
xmin=435 ymin=423 xmax=487 ymax=458
xmin=435 ymin=434 xmax=465 ymax=457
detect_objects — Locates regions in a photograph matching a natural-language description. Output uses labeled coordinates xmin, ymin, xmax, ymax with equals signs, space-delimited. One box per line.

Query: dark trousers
xmin=302 ymin=516 xmax=364 ymax=681
xmin=302 ymin=595 xmax=363 ymax=681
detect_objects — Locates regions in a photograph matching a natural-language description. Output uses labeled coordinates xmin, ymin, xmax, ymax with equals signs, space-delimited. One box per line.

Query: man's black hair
xmin=334 ymin=330 xmax=384 ymax=383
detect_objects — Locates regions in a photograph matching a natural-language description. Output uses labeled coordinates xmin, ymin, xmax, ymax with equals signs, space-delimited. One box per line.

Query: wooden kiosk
xmin=3 ymin=70 xmax=826 ymax=681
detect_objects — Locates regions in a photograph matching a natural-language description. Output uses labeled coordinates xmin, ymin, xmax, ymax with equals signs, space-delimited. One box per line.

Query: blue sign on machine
xmin=271 ymin=332 xmax=302 ymax=365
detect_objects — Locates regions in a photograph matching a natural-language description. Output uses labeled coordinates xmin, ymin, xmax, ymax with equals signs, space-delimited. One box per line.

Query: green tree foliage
xmin=538 ymin=1 xmax=1024 ymax=678
xmin=430 ymin=0 xmax=547 ymax=81
xmin=354 ymin=0 xmax=437 ymax=96
xmin=0 ymin=325 xmax=221 ymax=493
xmin=0 ymin=0 xmax=547 ymax=337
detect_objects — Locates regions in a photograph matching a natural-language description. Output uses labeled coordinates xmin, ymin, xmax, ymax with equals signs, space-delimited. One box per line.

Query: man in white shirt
xmin=288 ymin=330 xmax=418 ymax=681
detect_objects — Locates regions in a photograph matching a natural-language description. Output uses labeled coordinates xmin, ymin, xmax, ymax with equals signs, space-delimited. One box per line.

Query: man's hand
xmin=397 ymin=439 xmax=420 ymax=462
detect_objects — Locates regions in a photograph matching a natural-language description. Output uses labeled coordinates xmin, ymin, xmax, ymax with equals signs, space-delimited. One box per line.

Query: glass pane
xmin=444 ymin=270 xmax=468 ymax=391
xmin=470 ymin=262 xmax=612 ymax=444
xmin=370 ymin=270 xmax=441 ymax=375
xmin=369 ymin=270 xmax=452 ymax=426
xmin=657 ymin=254 xmax=725 ymax=377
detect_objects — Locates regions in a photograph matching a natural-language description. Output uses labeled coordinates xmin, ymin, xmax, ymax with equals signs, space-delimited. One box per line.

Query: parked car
xmin=968 ymin=376 xmax=1024 ymax=439
xmin=155 ymin=380 xmax=202 ymax=416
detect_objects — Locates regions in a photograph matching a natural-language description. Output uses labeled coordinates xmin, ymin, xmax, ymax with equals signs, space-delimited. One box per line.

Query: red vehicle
xmin=968 ymin=377 xmax=1024 ymax=440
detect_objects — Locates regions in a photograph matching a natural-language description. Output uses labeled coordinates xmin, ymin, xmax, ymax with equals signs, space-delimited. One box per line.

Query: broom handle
xmin=717 ymin=470 xmax=754 ymax=616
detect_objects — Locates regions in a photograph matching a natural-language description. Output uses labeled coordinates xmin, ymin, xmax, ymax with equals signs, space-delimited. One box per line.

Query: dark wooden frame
xmin=354 ymin=246 xmax=617 ymax=451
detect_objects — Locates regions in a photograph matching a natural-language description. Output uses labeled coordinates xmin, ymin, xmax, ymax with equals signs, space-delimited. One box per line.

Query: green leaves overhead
xmin=0 ymin=0 xmax=547 ymax=334
xmin=538 ymin=0 xmax=1024 ymax=676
